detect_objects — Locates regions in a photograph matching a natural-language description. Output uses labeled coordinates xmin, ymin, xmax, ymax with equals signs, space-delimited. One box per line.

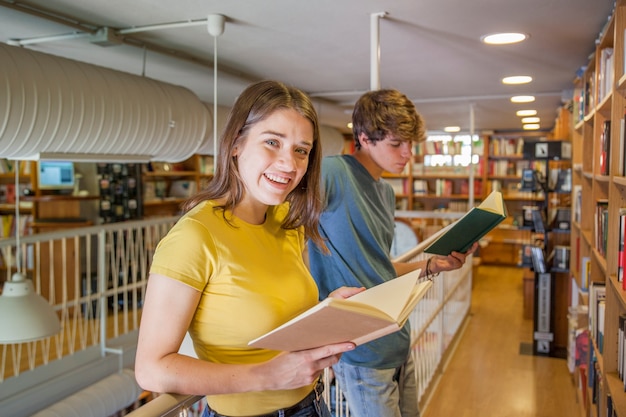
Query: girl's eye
xmin=266 ymin=139 xmax=279 ymax=147
xmin=295 ymin=148 xmax=310 ymax=156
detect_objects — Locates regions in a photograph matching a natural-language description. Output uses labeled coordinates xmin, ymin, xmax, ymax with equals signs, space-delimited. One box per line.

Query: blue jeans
xmin=201 ymin=390 xmax=332 ymax=417
xmin=332 ymin=353 xmax=419 ymax=417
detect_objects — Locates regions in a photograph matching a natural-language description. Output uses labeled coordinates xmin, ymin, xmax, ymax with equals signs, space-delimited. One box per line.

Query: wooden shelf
xmin=143 ymin=170 xmax=197 ymax=178
xmin=140 ymin=154 xmax=213 ymax=217
xmin=570 ymin=3 xmax=626 ymax=415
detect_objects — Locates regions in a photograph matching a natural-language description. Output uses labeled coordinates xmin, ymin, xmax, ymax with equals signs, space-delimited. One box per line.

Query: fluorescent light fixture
xmin=444 ymin=126 xmax=461 ymax=133
xmin=523 ymin=124 xmax=541 ymax=130
xmin=522 ymin=117 xmax=540 ymax=123
xmin=511 ymin=95 xmax=535 ymax=103
xmin=481 ymin=32 xmax=528 ymax=45
xmin=502 ymin=75 xmax=532 ymax=85
xmin=516 ymin=109 xmax=537 ymax=116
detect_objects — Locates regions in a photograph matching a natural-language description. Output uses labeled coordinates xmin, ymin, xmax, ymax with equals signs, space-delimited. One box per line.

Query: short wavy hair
xmin=352 ymin=89 xmax=426 ymax=150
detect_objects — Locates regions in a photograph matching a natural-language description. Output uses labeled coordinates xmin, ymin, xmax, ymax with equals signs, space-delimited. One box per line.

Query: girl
xmin=135 ymin=80 xmax=360 ymax=417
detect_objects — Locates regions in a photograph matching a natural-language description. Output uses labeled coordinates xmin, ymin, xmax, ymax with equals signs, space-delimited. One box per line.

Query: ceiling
xmin=0 ymin=0 xmax=616 ymax=137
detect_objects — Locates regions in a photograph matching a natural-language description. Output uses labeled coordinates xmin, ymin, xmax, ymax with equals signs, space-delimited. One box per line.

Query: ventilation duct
xmin=30 ymin=369 xmax=142 ymax=417
xmin=0 ymin=43 xmax=211 ymax=162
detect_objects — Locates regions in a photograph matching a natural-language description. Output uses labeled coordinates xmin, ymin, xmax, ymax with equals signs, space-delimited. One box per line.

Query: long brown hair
xmin=183 ymin=80 xmax=325 ymax=248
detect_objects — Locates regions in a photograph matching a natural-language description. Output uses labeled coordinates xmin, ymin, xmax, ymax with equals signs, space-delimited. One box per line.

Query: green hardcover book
xmin=424 ymin=190 xmax=508 ymax=256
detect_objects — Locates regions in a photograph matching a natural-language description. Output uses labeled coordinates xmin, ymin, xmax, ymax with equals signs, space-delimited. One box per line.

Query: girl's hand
xmin=257 ymin=342 xmax=355 ymax=391
xmin=328 ymin=286 xmax=365 ymax=299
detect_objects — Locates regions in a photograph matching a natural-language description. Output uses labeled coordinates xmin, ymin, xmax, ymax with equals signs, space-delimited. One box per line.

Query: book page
xmin=347 ymin=269 xmax=422 ymax=321
xmin=478 ymin=190 xmax=506 ymax=215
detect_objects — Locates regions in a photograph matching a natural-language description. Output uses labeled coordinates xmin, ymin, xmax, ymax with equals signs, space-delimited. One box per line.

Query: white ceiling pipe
xmin=0 ymin=43 xmax=211 ymax=162
xmin=208 ymin=14 xmax=226 ymax=163
xmin=7 ymin=31 xmax=90 ymax=47
xmin=370 ymin=12 xmax=387 ymax=91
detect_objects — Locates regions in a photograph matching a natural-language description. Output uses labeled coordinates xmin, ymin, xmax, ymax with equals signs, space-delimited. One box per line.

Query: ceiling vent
xmin=0 ymin=43 xmax=211 ymax=162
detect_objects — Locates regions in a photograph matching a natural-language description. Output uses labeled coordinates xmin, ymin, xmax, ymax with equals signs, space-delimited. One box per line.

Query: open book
xmin=424 ymin=190 xmax=507 ymax=256
xmin=248 ymin=269 xmax=431 ymax=351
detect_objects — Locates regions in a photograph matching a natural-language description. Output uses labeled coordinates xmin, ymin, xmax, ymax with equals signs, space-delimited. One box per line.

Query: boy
xmin=308 ymin=89 xmax=476 ymax=417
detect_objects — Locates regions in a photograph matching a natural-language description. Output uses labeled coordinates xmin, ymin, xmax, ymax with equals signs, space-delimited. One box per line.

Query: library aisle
xmin=422 ymin=265 xmax=579 ymax=417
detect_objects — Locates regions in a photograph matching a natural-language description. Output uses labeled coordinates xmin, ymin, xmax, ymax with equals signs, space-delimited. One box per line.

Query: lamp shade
xmin=0 ymin=273 xmax=61 ymax=343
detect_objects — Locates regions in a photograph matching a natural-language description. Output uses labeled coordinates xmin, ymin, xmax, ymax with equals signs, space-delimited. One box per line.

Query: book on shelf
xmin=424 ymin=190 xmax=507 ymax=256
xmin=598 ymin=301 xmax=605 ymax=354
xmin=617 ymin=108 xmax=626 ymax=176
xmin=198 ymin=155 xmax=214 ymax=174
xmin=595 ymin=200 xmax=609 ymax=258
xmin=575 ymin=327 xmax=589 ymax=368
xmin=584 ymin=70 xmax=595 ymax=116
xmin=531 ymin=208 xmax=545 ymax=234
xmin=581 ymin=256 xmax=591 ymax=292
xmin=248 ymin=269 xmax=430 ymax=351
xmin=169 ymin=180 xmax=197 ymax=198
xmin=578 ymin=365 xmax=588 ymax=409
xmin=619 ymin=314 xmax=626 ymax=382
xmin=573 ymin=185 xmax=582 ymax=224
xmin=599 ymin=120 xmax=611 ymax=176
xmin=589 ymin=282 xmax=606 ymax=354
xmin=573 ymin=85 xmax=584 ymax=124
xmin=413 ymin=179 xmax=428 ymax=195
xmin=617 ymin=208 xmax=626 ymax=284
xmin=0 ymin=159 xmax=12 ymax=174
xmin=520 ymin=244 xmax=533 ymax=268
xmin=530 ymin=246 xmax=547 ymax=274
xmin=550 ymin=207 xmax=571 ymax=231
xmin=434 ymin=179 xmax=453 ymax=196
xmin=598 ymin=47 xmax=614 ymax=104
xmin=617 ymin=314 xmax=626 ymax=381
xmin=460 ymin=179 xmax=482 ymax=195
xmin=520 ymin=168 xmax=536 ymax=191
xmin=385 ymin=178 xmax=406 ymax=195
xmin=548 ymin=246 xmax=570 ymax=271
xmin=552 ymin=168 xmax=571 ymax=193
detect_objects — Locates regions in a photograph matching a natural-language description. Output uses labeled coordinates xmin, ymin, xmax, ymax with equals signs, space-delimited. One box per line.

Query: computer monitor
xmin=38 ymin=161 xmax=75 ymax=192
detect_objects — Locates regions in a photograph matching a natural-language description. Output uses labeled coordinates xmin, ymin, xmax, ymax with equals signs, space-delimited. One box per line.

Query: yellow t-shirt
xmin=149 ymin=200 xmax=319 ymax=416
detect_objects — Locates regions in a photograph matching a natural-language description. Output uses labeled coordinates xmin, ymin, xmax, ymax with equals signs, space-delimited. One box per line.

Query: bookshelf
xmin=570 ymin=2 xmax=626 ymax=415
xmin=410 ymin=134 xmax=485 ymax=213
xmin=141 ymin=154 xmax=213 ymax=218
xmin=380 ymin=131 xmax=573 ymax=267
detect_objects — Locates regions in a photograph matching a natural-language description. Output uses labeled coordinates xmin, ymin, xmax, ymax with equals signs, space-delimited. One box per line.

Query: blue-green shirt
xmin=308 ymin=155 xmax=410 ymax=369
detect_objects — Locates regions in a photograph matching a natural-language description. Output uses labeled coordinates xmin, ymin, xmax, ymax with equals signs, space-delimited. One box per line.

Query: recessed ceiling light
xmin=516 ymin=109 xmax=537 ymax=116
xmin=481 ymin=32 xmax=528 ymax=45
xmin=347 ymin=122 xmax=353 ymax=129
xmin=511 ymin=95 xmax=535 ymax=103
xmin=444 ymin=126 xmax=461 ymax=133
xmin=521 ymin=117 xmax=540 ymax=123
xmin=502 ymin=75 xmax=532 ymax=85
xmin=523 ymin=123 xmax=540 ymax=130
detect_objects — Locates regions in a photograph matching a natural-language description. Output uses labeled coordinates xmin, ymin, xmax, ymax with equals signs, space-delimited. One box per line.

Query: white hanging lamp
xmin=0 ymin=161 xmax=61 ymax=343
